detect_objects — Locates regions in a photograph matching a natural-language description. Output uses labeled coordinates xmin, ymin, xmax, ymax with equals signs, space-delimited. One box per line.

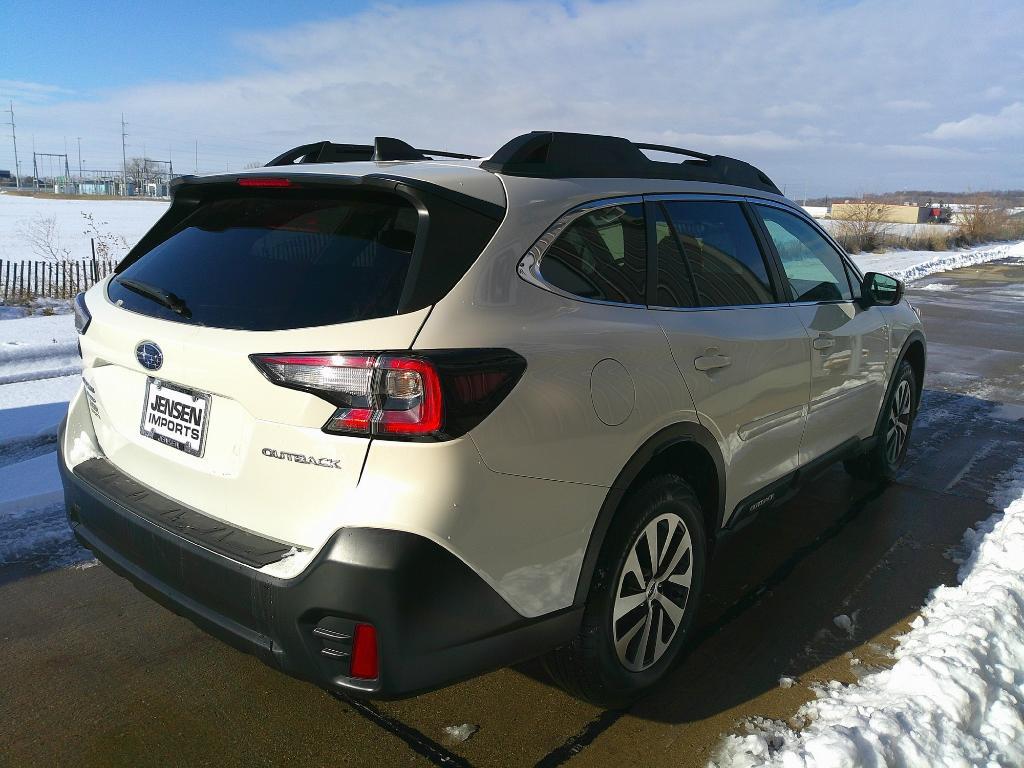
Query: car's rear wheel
xmin=844 ymin=360 xmax=917 ymax=482
xmin=543 ymin=474 xmax=706 ymax=707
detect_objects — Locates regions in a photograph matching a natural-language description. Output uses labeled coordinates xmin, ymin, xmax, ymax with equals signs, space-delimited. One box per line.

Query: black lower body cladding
xmin=57 ymin=432 xmax=581 ymax=698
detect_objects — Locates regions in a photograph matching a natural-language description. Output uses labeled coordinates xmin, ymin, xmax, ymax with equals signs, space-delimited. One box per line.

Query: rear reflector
xmin=350 ymin=623 xmax=379 ymax=680
xmin=237 ymin=177 xmax=293 ymax=187
xmin=250 ymin=349 xmax=527 ymax=440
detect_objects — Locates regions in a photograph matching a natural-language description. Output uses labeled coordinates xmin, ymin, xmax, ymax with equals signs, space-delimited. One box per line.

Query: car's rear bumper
xmin=58 ymin=427 xmax=580 ymax=698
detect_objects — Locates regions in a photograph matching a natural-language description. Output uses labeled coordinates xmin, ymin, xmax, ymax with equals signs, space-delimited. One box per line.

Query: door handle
xmin=694 ymin=348 xmax=732 ymax=372
xmin=812 ymin=334 xmax=835 ymax=351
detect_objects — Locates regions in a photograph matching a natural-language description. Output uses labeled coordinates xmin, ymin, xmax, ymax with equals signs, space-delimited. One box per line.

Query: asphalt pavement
xmin=2 ymin=258 xmax=1022 ymax=768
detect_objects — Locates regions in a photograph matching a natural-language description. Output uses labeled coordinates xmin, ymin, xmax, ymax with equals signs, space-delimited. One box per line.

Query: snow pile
xmin=68 ymin=430 xmax=102 ymax=465
xmin=850 ymin=240 xmax=1024 ymax=284
xmin=0 ymin=314 xmax=79 ymax=385
xmin=442 ymin=723 xmax=480 ymax=743
xmin=712 ymin=460 xmax=1024 ymax=768
xmin=259 ymin=546 xmax=314 ymax=579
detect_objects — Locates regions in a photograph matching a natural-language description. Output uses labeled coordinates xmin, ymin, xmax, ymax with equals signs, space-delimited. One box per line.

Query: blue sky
xmin=2 ymin=0 xmax=1022 ymax=194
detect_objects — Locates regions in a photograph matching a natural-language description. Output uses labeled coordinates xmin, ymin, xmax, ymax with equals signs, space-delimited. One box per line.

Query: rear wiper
xmin=116 ymin=278 xmax=192 ymax=319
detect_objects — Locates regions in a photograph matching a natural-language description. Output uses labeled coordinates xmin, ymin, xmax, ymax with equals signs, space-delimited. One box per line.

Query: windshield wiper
xmin=116 ymin=278 xmax=192 ymax=319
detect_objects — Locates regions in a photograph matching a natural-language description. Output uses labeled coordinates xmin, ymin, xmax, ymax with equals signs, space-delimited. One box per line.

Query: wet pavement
xmin=2 ymin=259 xmax=1023 ymax=768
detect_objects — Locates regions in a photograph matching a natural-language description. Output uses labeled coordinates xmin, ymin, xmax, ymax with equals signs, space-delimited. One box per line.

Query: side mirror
xmin=862 ymin=272 xmax=903 ymax=307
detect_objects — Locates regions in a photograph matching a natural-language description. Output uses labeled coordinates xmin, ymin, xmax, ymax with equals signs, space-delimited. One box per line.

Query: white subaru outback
xmin=60 ymin=132 xmax=924 ymax=705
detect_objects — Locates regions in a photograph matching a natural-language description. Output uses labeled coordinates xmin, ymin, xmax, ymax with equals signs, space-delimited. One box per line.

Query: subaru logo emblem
xmin=136 ymin=341 xmax=163 ymax=371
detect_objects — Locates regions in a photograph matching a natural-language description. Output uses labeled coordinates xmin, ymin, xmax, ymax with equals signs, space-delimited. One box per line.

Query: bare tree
xmin=81 ymin=211 xmax=129 ymax=260
xmin=830 ymin=199 xmax=894 ymax=253
xmin=125 ymin=156 xmax=158 ymax=190
xmin=17 ymin=214 xmax=71 ymax=261
xmin=955 ymin=196 xmax=1009 ymax=244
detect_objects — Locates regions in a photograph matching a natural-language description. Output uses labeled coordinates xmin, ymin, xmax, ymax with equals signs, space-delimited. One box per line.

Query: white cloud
xmin=6 ymin=0 xmax=1024 ymax=191
xmin=763 ymin=102 xmax=824 ymax=120
xmin=884 ymin=99 xmax=931 ymax=112
xmin=926 ymin=102 xmax=1024 ymax=141
xmin=0 ymin=79 xmax=71 ymax=103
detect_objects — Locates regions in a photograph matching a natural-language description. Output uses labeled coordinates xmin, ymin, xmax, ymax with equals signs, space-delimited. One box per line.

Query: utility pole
xmin=5 ymin=101 xmax=20 ymax=188
xmin=76 ymin=137 xmax=83 ymax=178
xmin=194 ymin=139 xmax=198 ymax=174
xmin=121 ymin=113 xmax=129 ymax=197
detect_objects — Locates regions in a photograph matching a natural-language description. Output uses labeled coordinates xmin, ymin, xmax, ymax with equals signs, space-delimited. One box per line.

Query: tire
xmin=844 ymin=360 xmax=917 ymax=483
xmin=543 ymin=474 xmax=706 ymax=707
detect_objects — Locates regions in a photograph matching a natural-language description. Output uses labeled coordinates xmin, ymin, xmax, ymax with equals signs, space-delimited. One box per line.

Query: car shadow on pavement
xmin=516 ymin=389 xmax=1024 ymax=728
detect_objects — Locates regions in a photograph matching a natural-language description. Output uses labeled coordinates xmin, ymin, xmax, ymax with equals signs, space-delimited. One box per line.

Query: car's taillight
xmin=250 ymin=349 xmax=525 ymax=440
xmin=73 ymin=292 xmax=91 ymax=335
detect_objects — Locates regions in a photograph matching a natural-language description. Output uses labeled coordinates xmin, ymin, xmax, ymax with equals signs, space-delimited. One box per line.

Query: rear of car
xmin=59 ymin=131 xmax=924 ymax=705
xmin=58 ymin=166 xmax=580 ymax=696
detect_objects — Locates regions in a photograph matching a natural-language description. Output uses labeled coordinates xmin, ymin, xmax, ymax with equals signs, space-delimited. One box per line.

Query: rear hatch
xmin=76 ymin=173 xmax=503 ymax=552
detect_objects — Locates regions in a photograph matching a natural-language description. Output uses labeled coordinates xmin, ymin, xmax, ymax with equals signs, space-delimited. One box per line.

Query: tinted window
xmin=108 ymin=191 xmax=419 ymax=331
xmin=654 ymin=204 xmax=698 ymax=308
xmin=661 ymin=201 xmax=775 ymax=307
xmin=756 ymin=205 xmax=853 ymax=302
xmin=540 ymin=204 xmax=646 ymax=304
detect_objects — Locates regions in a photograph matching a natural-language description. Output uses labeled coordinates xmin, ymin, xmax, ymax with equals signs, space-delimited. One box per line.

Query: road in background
xmin=1 ymin=258 xmax=1022 ymax=768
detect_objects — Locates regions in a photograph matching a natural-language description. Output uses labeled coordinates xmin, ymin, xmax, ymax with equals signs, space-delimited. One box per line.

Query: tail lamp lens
xmin=251 ymin=349 xmax=526 ymax=440
xmin=251 ymin=353 xmax=443 ymax=438
xmin=74 ymin=292 xmax=92 ymax=335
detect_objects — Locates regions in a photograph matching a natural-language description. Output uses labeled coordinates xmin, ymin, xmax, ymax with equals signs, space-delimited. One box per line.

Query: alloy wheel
xmin=612 ymin=512 xmax=693 ymax=672
xmin=886 ymin=379 xmax=913 ymax=465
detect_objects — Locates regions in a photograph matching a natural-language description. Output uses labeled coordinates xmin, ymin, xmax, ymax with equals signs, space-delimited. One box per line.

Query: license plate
xmin=140 ymin=378 xmax=211 ymax=457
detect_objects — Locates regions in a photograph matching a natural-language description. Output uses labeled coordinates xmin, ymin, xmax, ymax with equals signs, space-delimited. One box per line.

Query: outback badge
xmin=262 ymin=447 xmax=342 ymax=470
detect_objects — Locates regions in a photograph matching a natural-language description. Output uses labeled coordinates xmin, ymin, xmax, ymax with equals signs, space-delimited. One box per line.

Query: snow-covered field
xmin=713 ymin=460 xmax=1024 ymax=767
xmin=854 ymin=240 xmax=1024 ymax=282
xmin=0 ymin=191 xmax=165 ymax=263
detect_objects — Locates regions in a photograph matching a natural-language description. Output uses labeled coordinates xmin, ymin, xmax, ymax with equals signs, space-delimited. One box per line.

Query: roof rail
xmin=479 ymin=131 xmax=781 ymax=195
xmin=266 ymin=137 xmax=480 ymax=167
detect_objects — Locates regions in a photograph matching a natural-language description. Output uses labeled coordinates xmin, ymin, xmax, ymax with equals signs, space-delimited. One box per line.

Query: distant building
xmin=830 ymin=202 xmax=951 ymax=224
xmin=0 ymin=169 xmax=11 ymax=180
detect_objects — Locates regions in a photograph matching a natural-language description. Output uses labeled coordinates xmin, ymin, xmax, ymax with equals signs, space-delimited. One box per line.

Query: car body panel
xmin=792 ymin=301 xmax=891 ymax=463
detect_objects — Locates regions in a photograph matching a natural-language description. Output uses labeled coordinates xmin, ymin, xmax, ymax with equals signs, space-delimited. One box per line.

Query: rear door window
xmin=659 ymin=201 xmax=776 ymax=307
xmin=653 ymin=204 xmax=698 ymax=308
xmin=108 ymin=191 xmax=420 ymax=331
xmin=539 ymin=204 xmax=646 ymax=305
xmin=755 ymin=205 xmax=853 ymax=302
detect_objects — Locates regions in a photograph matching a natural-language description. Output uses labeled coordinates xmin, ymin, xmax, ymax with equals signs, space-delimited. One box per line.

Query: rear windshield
xmin=108 ymin=191 xmax=420 ymax=331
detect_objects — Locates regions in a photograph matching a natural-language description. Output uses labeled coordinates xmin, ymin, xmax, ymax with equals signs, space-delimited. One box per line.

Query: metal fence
xmin=0 ymin=259 xmax=118 ymax=300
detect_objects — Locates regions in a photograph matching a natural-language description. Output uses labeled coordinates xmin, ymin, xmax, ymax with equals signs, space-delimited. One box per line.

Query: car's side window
xmin=653 ymin=204 xmax=698 ymax=308
xmin=659 ymin=200 xmax=775 ymax=307
xmin=755 ymin=205 xmax=854 ymax=303
xmin=540 ymin=203 xmax=646 ymax=305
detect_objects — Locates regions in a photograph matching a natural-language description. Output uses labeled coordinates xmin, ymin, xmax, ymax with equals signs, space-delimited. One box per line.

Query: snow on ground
xmin=849 ymin=240 xmax=1024 ymax=283
xmin=0 ymin=309 xmax=88 ymax=574
xmin=0 ymin=191 xmax=166 ymax=262
xmin=0 ymin=369 xmax=90 ymax=574
xmin=0 ymin=313 xmax=80 ymax=385
xmin=712 ymin=459 xmax=1024 ymax=768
